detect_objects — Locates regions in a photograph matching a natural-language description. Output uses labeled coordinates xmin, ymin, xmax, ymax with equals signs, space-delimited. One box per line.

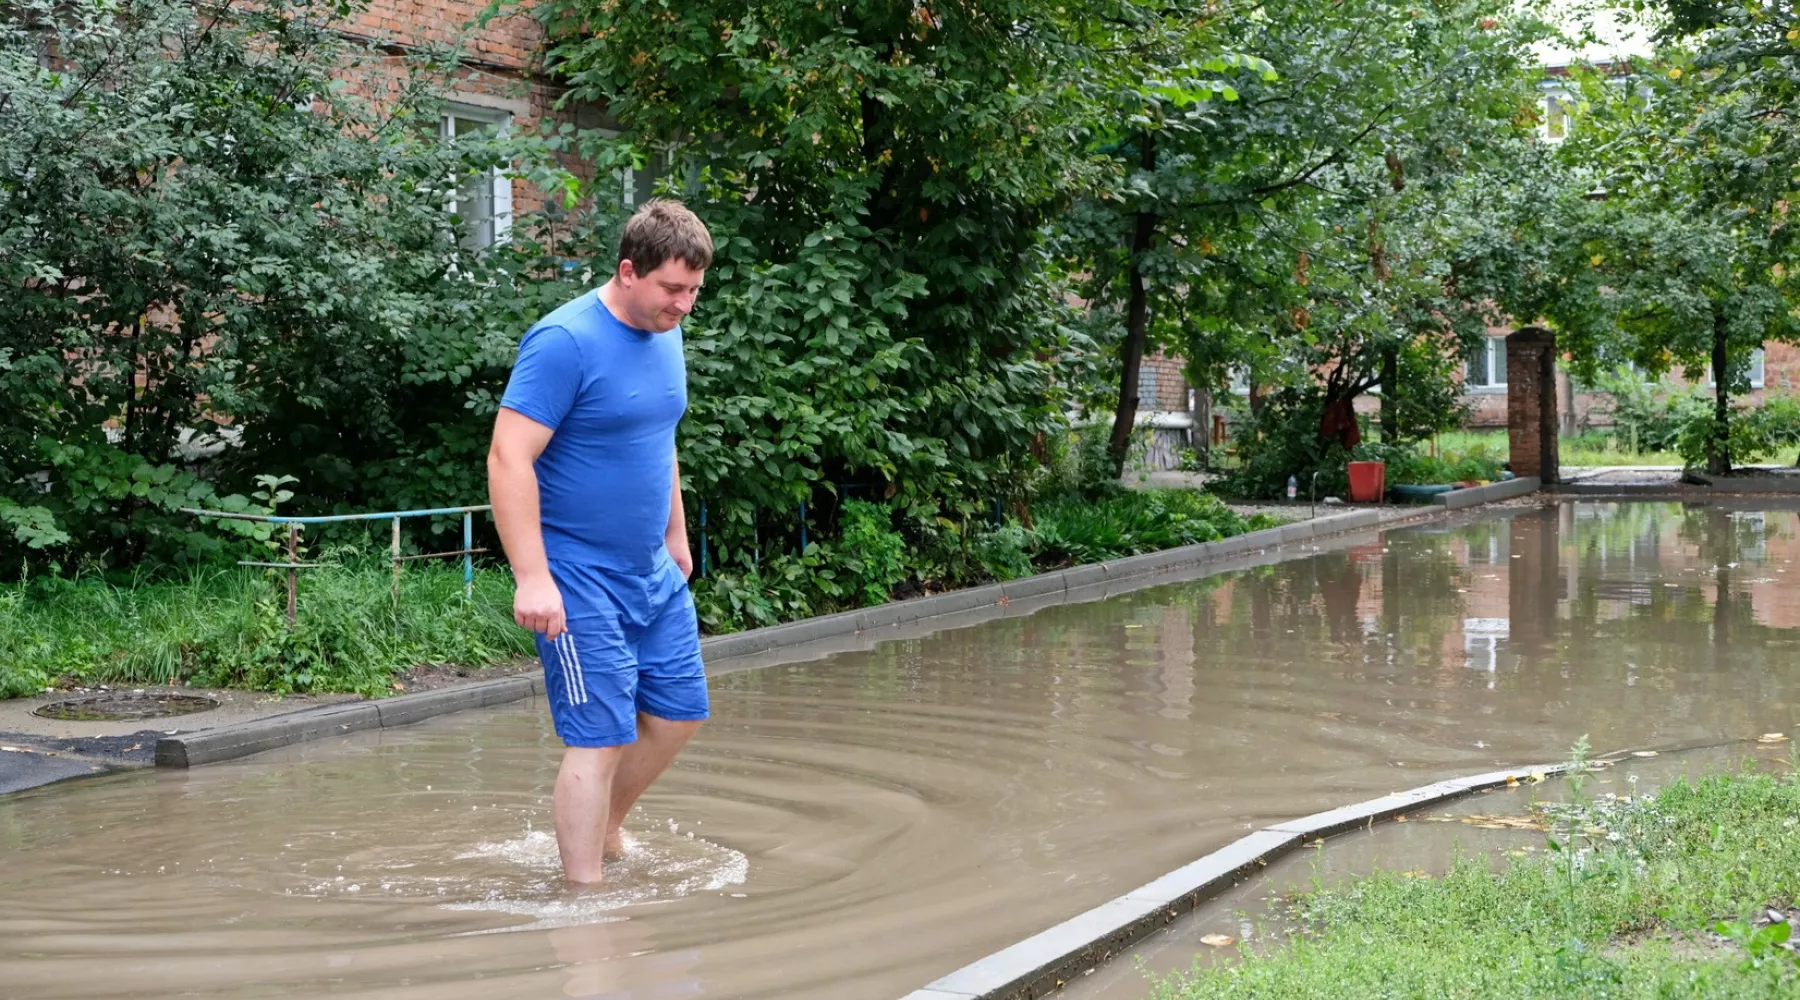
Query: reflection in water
xmin=1 ymin=501 xmax=1797 ymax=1000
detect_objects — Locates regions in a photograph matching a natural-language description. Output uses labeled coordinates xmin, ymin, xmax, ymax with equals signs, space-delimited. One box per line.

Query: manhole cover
xmin=34 ymin=692 xmax=220 ymax=722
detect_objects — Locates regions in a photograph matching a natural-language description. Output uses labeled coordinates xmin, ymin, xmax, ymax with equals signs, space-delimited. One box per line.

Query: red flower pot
xmin=1347 ymin=461 xmax=1386 ymax=504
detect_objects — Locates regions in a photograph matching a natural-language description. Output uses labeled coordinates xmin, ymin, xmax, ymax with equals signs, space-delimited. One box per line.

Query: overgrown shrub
xmin=838 ymin=500 xmax=908 ymax=606
xmin=972 ymin=523 xmax=1036 ymax=582
xmin=1370 ymin=440 xmax=1507 ymax=485
xmin=1592 ymin=367 xmax=1712 ymax=454
xmin=1219 ymin=390 xmax=1354 ymax=499
xmin=1032 ymin=490 xmax=1260 ymax=567
xmin=1677 ymin=395 xmax=1800 ymax=470
xmin=0 ymin=0 xmax=571 ymax=572
xmin=690 ymin=546 xmax=848 ymax=634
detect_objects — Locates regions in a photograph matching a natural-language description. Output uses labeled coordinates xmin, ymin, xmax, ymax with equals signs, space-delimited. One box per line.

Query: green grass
xmin=0 ymin=561 xmax=533 ymax=699
xmin=1152 ymin=764 xmax=1800 ymax=999
xmin=2 ymin=490 xmax=1292 ymax=699
xmin=1434 ymin=429 xmax=1714 ymax=468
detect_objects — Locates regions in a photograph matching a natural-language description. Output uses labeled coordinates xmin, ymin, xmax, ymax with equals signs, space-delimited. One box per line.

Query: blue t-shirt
xmin=499 ymin=290 xmax=687 ymax=578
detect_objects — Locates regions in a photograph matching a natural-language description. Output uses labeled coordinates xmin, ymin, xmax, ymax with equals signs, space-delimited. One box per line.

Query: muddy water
xmin=3 ymin=501 xmax=1798 ymax=1000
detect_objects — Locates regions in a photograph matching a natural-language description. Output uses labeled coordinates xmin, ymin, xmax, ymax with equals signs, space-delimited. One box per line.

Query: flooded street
xmin=3 ymin=501 xmax=1798 ymax=999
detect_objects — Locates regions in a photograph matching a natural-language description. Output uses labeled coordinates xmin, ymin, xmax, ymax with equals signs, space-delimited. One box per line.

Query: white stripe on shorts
xmin=555 ymin=633 xmax=580 ymax=704
xmin=561 ymin=632 xmax=589 ymax=704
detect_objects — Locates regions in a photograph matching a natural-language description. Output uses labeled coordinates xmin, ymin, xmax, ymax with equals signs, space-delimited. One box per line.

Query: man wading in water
xmin=488 ymin=199 xmax=712 ymax=884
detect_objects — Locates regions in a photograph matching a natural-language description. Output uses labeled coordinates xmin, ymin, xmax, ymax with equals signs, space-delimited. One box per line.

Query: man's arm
xmin=666 ymin=456 xmax=693 ymax=579
xmin=489 ymin=408 xmax=567 ymax=639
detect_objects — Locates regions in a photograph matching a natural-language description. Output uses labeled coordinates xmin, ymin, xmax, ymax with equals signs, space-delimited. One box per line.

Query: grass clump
xmin=1031 ymin=489 xmax=1282 ymax=568
xmin=0 ymin=561 xmax=532 ymax=699
xmin=1151 ymin=764 xmax=1800 ymax=999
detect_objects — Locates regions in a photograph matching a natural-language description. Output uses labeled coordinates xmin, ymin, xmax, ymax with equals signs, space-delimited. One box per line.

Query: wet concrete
xmin=0 ymin=664 xmax=540 ymax=792
xmin=2 ymin=501 xmax=1798 ymax=999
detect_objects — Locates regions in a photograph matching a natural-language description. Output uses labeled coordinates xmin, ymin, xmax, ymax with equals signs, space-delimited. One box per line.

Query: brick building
xmin=338 ymin=0 xmax=671 ymax=248
xmin=343 ymin=0 xmax=553 ymax=237
xmin=1458 ymin=338 xmax=1798 ymax=433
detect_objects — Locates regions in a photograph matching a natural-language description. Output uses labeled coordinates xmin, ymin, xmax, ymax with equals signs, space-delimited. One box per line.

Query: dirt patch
xmin=390 ymin=658 xmax=537 ymax=695
xmin=1606 ymin=907 xmax=1799 ymax=962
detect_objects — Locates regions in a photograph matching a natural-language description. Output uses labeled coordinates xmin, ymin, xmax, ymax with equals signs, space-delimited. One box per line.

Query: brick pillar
xmin=1506 ymin=327 xmax=1559 ymax=484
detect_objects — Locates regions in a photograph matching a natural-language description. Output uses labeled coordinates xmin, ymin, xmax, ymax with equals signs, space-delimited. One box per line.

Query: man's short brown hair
xmin=618 ymin=198 xmax=714 ymax=276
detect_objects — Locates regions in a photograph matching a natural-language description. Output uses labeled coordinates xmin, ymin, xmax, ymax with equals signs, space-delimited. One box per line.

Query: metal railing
xmin=184 ymin=492 xmax=1012 ymax=625
xmin=183 ymin=504 xmax=490 ymax=625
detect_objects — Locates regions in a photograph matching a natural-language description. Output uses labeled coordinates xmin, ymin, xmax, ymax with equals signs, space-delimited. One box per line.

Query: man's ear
xmin=617 ymin=259 xmax=639 ymax=283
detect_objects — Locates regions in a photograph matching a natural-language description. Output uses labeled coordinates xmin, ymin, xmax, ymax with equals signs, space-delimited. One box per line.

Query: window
xmin=623 ymin=147 xmax=678 ymax=207
xmin=1706 ymin=348 xmax=1766 ymax=390
xmin=1466 ymin=336 xmax=1507 ymax=389
xmin=1139 ymin=362 xmax=1159 ymax=409
xmin=440 ymin=105 xmax=512 ymax=251
xmin=1543 ymin=93 xmax=1571 ymax=142
xmin=1228 ymin=365 xmax=1251 ymax=396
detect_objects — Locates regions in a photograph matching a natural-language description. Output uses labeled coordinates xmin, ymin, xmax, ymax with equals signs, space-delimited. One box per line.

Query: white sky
xmin=1527 ymin=1 xmax=1657 ymax=66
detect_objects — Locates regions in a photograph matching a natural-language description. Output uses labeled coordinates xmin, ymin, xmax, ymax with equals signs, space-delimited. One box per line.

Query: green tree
xmin=1057 ymin=1 xmax=1552 ymax=478
xmin=0 ymin=0 xmax=563 ymax=569
xmin=1547 ymin=7 xmax=1800 ymax=474
xmin=533 ymin=0 xmax=1097 ymax=557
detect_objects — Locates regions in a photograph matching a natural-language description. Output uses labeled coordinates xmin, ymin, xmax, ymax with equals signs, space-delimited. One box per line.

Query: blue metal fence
xmin=183 ymin=504 xmax=490 ymax=625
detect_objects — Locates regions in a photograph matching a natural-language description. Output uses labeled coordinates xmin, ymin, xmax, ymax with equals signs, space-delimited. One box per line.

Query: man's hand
xmin=668 ymin=532 xmax=694 ymax=580
xmin=514 ymin=574 xmax=567 ymax=640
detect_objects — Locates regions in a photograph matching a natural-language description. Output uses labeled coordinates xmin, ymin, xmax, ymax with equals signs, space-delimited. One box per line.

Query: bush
xmin=1366 ymin=440 xmax=1507 ymax=486
xmin=1032 ymin=490 xmax=1251 ymax=566
xmin=0 ymin=0 xmax=572 ymax=573
xmin=690 ymin=546 xmax=847 ymax=634
xmin=1219 ymin=391 xmax=1355 ymax=499
xmin=838 ymin=500 xmax=908 ymax=606
xmin=1223 ymin=392 xmax=1504 ymax=499
xmin=972 ymin=523 xmax=1036 ymax=582
xmin=1593 ymin=367 xmax=1711 ymax=454
xmin=1676 ymin=396 xmax=1800 ymax=470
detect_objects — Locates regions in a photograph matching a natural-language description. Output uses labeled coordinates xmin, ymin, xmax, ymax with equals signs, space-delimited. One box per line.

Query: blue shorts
xmin=535 ymin=559 xmax=709 ymax=748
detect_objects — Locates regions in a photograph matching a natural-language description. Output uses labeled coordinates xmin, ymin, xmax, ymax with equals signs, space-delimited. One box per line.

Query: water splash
xmin=439 ymin=825 xmax=750 ymax=932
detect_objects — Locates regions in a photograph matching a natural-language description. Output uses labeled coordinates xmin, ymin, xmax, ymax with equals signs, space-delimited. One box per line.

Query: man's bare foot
xmin=603 ymin=828 xmax=626 ymax=862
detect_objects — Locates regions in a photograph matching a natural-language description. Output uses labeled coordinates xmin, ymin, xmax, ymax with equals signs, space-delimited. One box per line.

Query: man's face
xmin=618 ymin=259 xmax=705 ymax=333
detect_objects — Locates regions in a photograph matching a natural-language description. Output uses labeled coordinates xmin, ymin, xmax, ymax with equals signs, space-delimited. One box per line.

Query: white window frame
xmin=1706 ymin=347 xmax=1765 ymax=390
xmin=1465 ymin=336 xmax=1507 ymax=391
xmin=1227 ymin=365 xmax=1251 ymax=396
xmin=440 ymin=103 xmax=513 ymax=251
xmin=1541 ymin=88 xmax=1573 ymax=143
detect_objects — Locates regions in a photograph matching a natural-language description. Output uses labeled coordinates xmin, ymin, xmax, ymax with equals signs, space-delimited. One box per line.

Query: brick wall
xmin=1137 ymin=350 xmax=1189 ymax=412
xmin=334 ymin=1 xmax=582 ymax=216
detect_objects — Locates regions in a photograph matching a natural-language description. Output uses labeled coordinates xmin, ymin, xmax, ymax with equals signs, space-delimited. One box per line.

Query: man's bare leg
xmin=555 ymin=746 xmax=625 ymax=884
xmin=603 ymin=714 xmax=703 ymax=859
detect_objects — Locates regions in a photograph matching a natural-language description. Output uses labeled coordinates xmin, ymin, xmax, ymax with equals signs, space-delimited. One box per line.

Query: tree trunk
xmin=1108 ymin=131 xmax=1158 ymax=479
xmin=1193 ymin=387 xmax=1212 ymax=469
xmin=1708 ymin=309 xmax=1731 ymax=476
xmin=1379 ymin=346 xmax=1399 ymax=442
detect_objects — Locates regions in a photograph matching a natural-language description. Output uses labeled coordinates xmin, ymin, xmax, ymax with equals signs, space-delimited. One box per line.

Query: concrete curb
xmin=154 ymin=675 xmax=542 ymax=767
xmin=152 ymin=499 xmax=1510 ymax=770
xmin=1682 ymin=473 xmax=1800 ymax=493
xmin=1434 ymin=476 xmax=1541 ymax=510
xmin=898 ymin=759 xmax=1579 ymax=1000
xmin=1552 ymin=479 xmax=1800 ymax=497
